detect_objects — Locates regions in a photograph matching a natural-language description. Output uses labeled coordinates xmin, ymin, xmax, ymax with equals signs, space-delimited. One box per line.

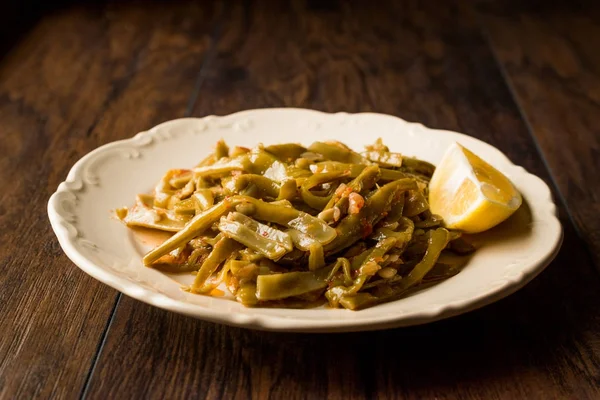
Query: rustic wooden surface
xmin=478 ymin=0 xmax=600 ymax=267
xmin=0 ymin=2 xmax=218 ymax=398
xmin=1 ymin=0 xmax=599 ymax=399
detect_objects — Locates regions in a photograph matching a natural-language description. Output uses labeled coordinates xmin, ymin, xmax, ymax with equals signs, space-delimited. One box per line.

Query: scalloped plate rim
xmin=47 ymin=108 xmax=563 ymax=332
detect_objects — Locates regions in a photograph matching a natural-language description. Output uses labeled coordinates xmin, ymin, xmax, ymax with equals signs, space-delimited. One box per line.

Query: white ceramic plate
xmin=48 ymin=109 xmax=562 ymax=332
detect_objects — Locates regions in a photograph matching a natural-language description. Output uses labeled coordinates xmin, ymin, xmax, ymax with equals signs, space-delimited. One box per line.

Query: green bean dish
xmin=116 ymin=139 xmax=474 ymax=310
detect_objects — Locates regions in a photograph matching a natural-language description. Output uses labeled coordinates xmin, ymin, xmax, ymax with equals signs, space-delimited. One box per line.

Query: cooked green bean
xmin=256 ymin=270 xmax=329 ymax=300
xmin=191 ymin=236 xmax=242 ymax=292
xmin=308 ymin=243 xmax=325 ymax=271
xmin=301 ymin=170 xmax=349 ymax=210
xmin=403 ymin=190 xmax=430 ymax=217
xmin=265 ymin=143 xmax=307 ymax=162
xmin=338 ymin=292 xmax=378 ymax=310
xmin=223 ymin=174 xmax=281 ymax=199
xmin=308 ymin=141 xmax=367 ymax=164
xmin=287 ymin=228 xmax=317 ymax=251
xmin=153 ymin=170 xmax=179 ymax=208
xmin=218 ymin=213 xmax=292 ymax=260
xmin=397 ymin=228 xmax=450 ymax=290
xmin=421 ymin=262 xmax=461 ymax=283
xmin=325 ymin=275 xmax=369 ymax=308
xmin=229 ymin=212 xmax=293 ymax=251
xmin=236 ymin=281 xmax=259 ymax=306
xmin=380 ymin=194 xmax=405 ymax=226
xmin=248 ymin=148 xmax=280 ymax=174
xmin=215 ymin=139 xmax=230 ymax=160
xmin=401 ymin=157 xmax=436 ymax=177
xmin=118 ymin=138 xmax=475 ymax=310
xmin=371 ymin=217 xmax=415 ymax=249
xmin=352 ymin=237 xmax=397 ymax=272
xmin=173 ymin=198 xmax=196 ymax=215
xmin=152 ymin=247 xmax=206 ymax=273
xmin=118 ymin=197 xmax=190 ymax=232
xmin=278 ymin=180 xmax=297 ymax=200
xmin=326 ymin=257 xmax=353 ymax=283
xmin=192 ymin=189 xmax=214 ymax=212
xmin=230 ymin=146 xmax=251 ymax=158
xmin=169 ymin=170 xmax=193 ymax=189
xmin=448 ymin=236 xmax=476 ymax=255
xmin=194 ymin=156 xmax=253 ymax=177
xmin=313 ymin=161 xmax=366 ymax=176
xmin=191 ymin=254 xmax=232 ymax=293
xmin=314 ymin=161 xmax=406 ymax=181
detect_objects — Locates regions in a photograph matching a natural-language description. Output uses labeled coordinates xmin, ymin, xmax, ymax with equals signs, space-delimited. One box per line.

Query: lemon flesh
xmin=429 ymin=143 xmax=522 ymax=233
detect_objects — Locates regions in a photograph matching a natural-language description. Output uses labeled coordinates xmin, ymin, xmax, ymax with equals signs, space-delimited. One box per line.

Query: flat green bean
xmin=194 ymin=156 xmax=253 ymax=177
xmin=256 ymin=270 xmax=328 ymax=300
xmin=218 ymin=213 xmax=292 ymax=260
xmin=308 ymin=141 xmax=367 ymax=164
xmin=265 ymin=143 xmax=307 ymax=162
xmin=191 ymin=236 xmax=242 ymax=292
xmin=215 ymin=139 xmax=230 ymax=160
xmin=300 ymin=171 xmax=349 ymax=210
xmin=397 ymin=228 xmax=450 ymax=290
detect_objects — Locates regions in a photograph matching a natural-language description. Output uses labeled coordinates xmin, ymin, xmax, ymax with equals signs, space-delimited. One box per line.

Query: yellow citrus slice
xmin=429 ymin=143 xmax=522 ymax=233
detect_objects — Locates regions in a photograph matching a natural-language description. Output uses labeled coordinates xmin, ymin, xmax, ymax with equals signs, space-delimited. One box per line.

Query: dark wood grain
xmin=478 ymin=0 xmax=600 ymax=267
xmin=84 ymin=1 xmax=600 ymax=399
xmin=0 ymin=2 xmax=218 ymax=398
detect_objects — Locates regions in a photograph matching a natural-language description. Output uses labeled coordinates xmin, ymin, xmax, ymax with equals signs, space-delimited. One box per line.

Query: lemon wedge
xmin=429 ymin=143 xmax=522 ymax=233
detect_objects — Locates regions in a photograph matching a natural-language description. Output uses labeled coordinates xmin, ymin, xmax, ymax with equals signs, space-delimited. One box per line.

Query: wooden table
xmin=2 ymin=1 xmax=599 ymax=398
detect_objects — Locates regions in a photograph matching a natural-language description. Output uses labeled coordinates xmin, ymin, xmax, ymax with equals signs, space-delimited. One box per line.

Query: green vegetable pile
xmin=117 ymin=139 xmax=474 ymax=310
